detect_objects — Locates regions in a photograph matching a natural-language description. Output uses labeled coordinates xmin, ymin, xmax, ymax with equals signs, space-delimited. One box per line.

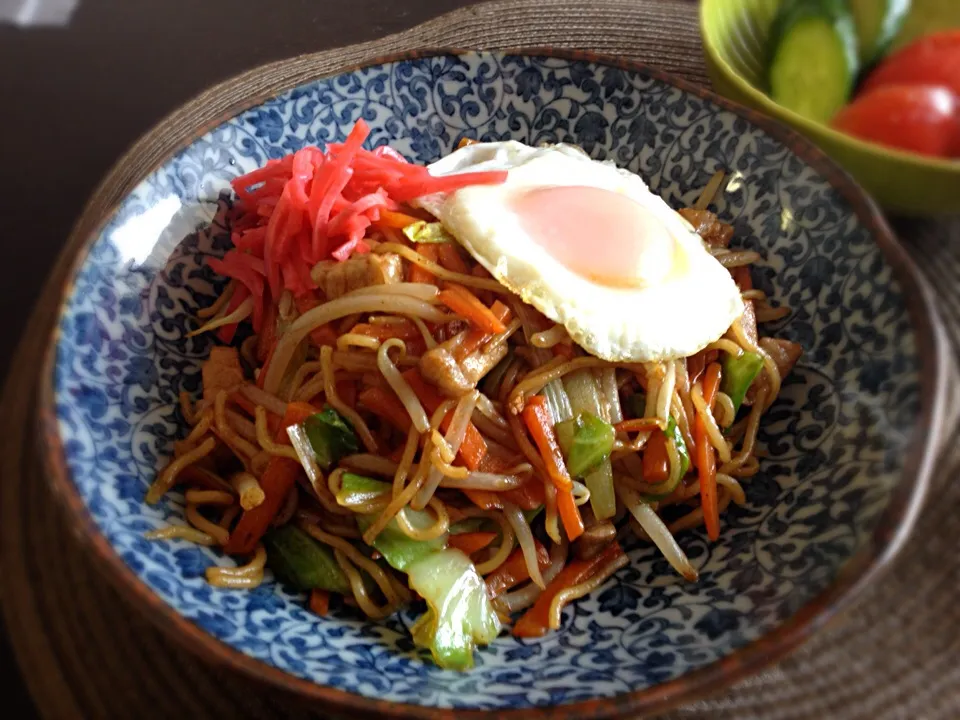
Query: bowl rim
xmin=37 ymin=47 xmax=951 ymax=720
xmin=698 ymin=0 xmax=960 ymax=174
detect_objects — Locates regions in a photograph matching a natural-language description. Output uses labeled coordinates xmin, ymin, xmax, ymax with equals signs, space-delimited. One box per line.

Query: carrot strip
xmin=228 ymin=391 xmax=259 ymax=419
xmin=642 ymin=429 xmax=670 ymax=483
xmin=309 ymin=589 xmax=330 ymax=616
xmin=350 ymin=320 xmax=421 ymax=342
xmin=335 ymin=379 xmax=357 ymax=408
xmin=459 ymin=453 xmax=538 ymax=510
xmin=375 ymin=209 xmax=422 ymax=229
xmin=436 ymin=243 xmax=470 ymax=275
xmin=556 ymin=488 xmax=584 ymax=542
xmin=521 ymin=397 xmax=572 ymax=493
xmin=214 ymin=284 xmax=251 ymax=344
xmin=358 ymin=386 xmax=413 ymax=432
xmin=732 ymin=266 xmax=753 ymax=292
xmin=616 ymin=418 xmax=665 ymax=434
xmin=408 ymin=244 xmax=438 ymax=284
xmin=402 ymin=369 xmax=487 ymax=469
xmin=438 ymin=284 xmax=507 ymax=334
xmin=485 ymin=540 xmax=550 ymax=597
xmin=521 ymin=396 xmax=582 ymax=540
xmin=513 ymin=541 xmax=623 ymax=638
xmin=294 ymin=293 xmax=337 ymax=347
xmin=463 ymin=489 xmax=502 ymax=510
xmin=502 ymin=474 xmax=547 ymax=510
xmin=454 ymin=301 xmax=511 ymax=360
xmin=223 ymin=399 xmax=317 ymax=557
xmin=702 ymin=362 xmax=721 ymax=406
xmin=448 ymin=532 xmax=497 ymax=556
xmin=224 ymin=456 xmax=299 ymax=554
xmin=697 ymin=362 xmax=722 ymax=541
xmin=687 ymin=349 xmax=719 ymax=386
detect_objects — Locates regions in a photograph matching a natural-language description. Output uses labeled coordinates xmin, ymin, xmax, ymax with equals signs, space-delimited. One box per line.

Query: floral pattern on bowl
xmin=46 ymin=51 xmax=933 ymax=712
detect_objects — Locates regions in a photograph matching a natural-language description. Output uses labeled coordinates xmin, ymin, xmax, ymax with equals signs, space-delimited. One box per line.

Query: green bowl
xmin=700 ymin=0 xmax=960 ymax=216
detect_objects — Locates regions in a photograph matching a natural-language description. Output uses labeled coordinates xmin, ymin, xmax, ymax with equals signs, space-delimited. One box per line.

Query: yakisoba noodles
xmin=146 ymin=127 xmax=801 ymax=670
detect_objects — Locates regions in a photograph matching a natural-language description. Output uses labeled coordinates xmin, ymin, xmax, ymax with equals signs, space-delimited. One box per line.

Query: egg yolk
xmin=511 ymin=185 xmax=676 ymax=288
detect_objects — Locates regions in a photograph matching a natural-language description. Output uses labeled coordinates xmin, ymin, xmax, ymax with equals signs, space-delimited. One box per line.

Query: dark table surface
xmin=2 ymin=2 xmax=489 ymax=716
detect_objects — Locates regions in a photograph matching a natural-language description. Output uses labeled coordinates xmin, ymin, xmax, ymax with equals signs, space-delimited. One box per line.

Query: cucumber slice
xmin=850 ymin=0 xmax=912 ymax=65
xmin=768 ymin=0 xmax=859 ymax=123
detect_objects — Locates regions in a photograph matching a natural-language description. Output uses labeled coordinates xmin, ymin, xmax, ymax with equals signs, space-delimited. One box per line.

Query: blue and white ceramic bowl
xmin=42 ymin=50 xmax=949 ymax=718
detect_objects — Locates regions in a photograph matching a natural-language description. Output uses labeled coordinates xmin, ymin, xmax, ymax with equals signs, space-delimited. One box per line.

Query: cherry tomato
xmin=832 ymin=84 xmax=959 ymax=158
xmin=861 ymin=30 xmax=960 ymax=98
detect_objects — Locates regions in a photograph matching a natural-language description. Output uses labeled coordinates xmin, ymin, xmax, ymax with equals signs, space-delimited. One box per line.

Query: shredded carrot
xmin=358 ymin=386 xmax=412 ymax=432
xmin=615 ymin=418 xmax=665 ymax=434
xmin=462 ymin=489 xmax=503 ymax=510
xmin=335 ymin=379 xmax=357 ymax=408
xmin=309 ymin=589 xmax=330 ymax=616
xmin=294 ymin=292 xmax=338 ymax=347
xmin=556 ymin=488 xmax=584 ymax=542
xmin=436 ymin=243 xmax=470 ymax=275
xmin=513 ymin=541 xmax=623 ymax=637
xmin=459 ymin=451 xmax=545 ymax=511
xmin=376 ymin=209 xmax=423 ymax=229
xmin=349 ymin=320 xmax=421 ymax=342
xmin=485 ymin=540 xmax=550 ymax=597
xmin=521 ymin=397 xmax=572 ymax=493
xmin=223 ymin=401 xmax=317 ymax=555
xmin=732 ymin=266 xmax=753 ymax=292
xmin=502 ymin=474 xmax=547 ymax=510
xmin=702 ymin=362 xmax=722 ymax=406
xmin=521 ymin=396 xmax=582 ymax=540
xmin=439 ymin=284 xmax=507 ymax=334
xmin=408 ymin=243 xmax=438 ymax=284
xmin=687 ymin=349 xmax=719 ymax=386
xmin=402 ymin=369 xmax=488 ymax=470
xmin=448 ymin=531 xmax=497 ymax=556
xmin=642 ymin=429 xmax=670 ymax=483
xmin=551 ymin=342 xmax=575 ymax=359
xmin=457 ymin=137 xmax=480 ymax=149
xmin=224 ymin=458 xmax=298 ymax=554
xmin=697 ymin=362 xmax=722 ymax=541
xmin=454 ymin=301 xmax=512 ymax=360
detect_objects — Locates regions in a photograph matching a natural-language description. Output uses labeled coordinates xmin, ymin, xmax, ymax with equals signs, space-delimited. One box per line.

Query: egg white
xmin=417 ymin=141 xmax=744 ymax=363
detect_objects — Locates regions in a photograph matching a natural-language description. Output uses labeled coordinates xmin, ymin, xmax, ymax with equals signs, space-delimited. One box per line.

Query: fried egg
xmin=416 ymin=141 xmax=744 ymax=362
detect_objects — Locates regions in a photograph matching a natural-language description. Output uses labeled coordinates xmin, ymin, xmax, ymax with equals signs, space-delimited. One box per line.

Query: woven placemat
xmin=3 ymin=1 xmax=960 ymax=718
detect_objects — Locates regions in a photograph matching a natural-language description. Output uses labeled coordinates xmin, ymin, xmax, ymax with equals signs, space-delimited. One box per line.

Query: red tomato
xmin=831 ymin=84 xmax=959 ymax=158
xmin=861 ymin=31 xmax=960 ymax=98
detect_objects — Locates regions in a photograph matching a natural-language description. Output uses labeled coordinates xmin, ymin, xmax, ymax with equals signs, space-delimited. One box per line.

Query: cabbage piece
xmin=406 ymin=548 xmax=502 ymax=670
xmin=352 ymin=479 xmax=447 ymax=572
xmin=402 ymin=221 xmax=453 ymax=244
